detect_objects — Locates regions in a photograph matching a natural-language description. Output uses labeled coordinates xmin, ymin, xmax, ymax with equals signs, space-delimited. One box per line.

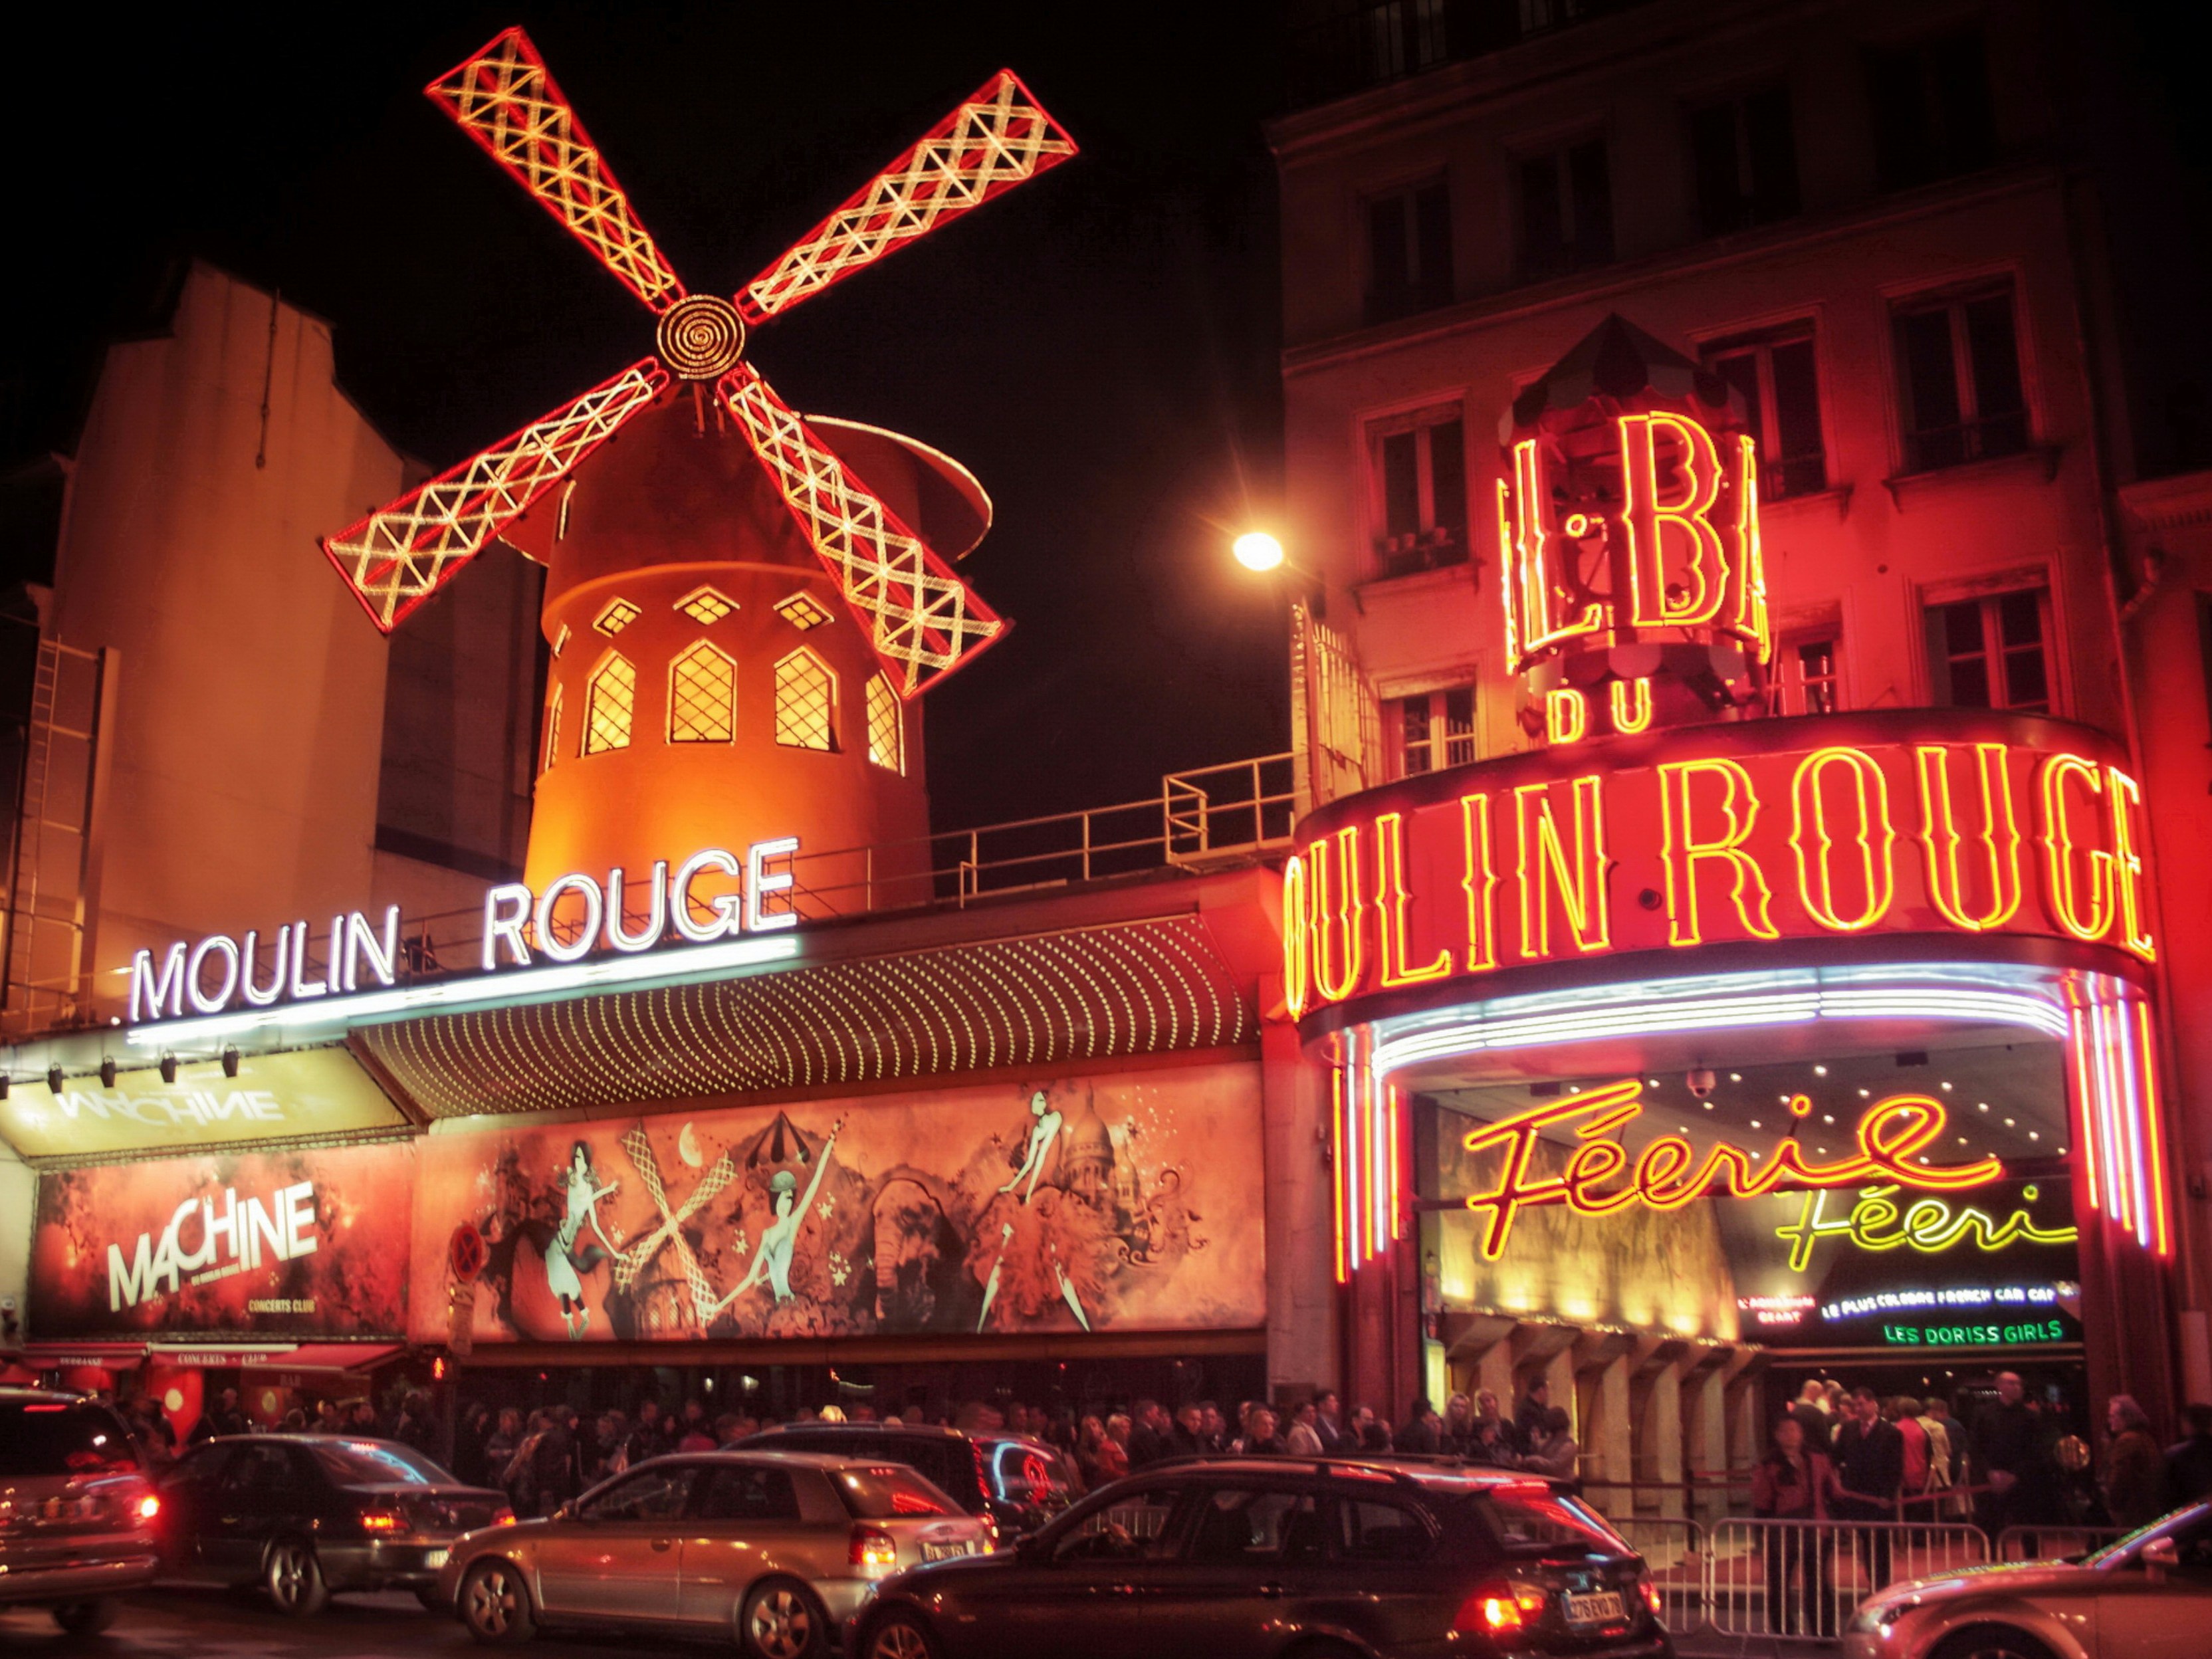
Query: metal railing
xmin=1995 ymin=1522 xmax=2127 ymax=1561
xmin=1706 ymin=1517 xmax=1987 ymax=1640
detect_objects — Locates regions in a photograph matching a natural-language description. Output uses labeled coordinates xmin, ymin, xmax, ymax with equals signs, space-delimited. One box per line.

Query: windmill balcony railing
xmin=273 ymin=752 xmax=1296 ymax=996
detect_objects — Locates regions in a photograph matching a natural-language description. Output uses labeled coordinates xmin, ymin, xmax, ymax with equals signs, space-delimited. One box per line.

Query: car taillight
xmin=1453 ymin=1579 xmax=1546 ymax=1640
xmin=493 ymin=1507 xmax=517 ymax=1526
xmin=360 ymin=1511 xmax=407 ymax=1533
xmin=849 ymin=1525 xmax=899 ymax=1569
xmin=980 ymin=1513 xmax=1000 ymax=1555
xmin=1637 ymin=1572 xmax=1663 ymax=1617
xmin=135 ymin=1494 xmax=161 ymax=1521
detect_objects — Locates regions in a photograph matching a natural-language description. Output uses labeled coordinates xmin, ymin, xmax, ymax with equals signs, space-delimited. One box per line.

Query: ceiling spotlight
xmin=1822 ymin=1114 xmax=1835 ymax=1125
xmin=1939 ymin=1081 xmax=1953 ymax=1091
xmin=100 ymin=1057 xmax=117 ymax=1089
xmin=2003 ymin=1117 xmax=2015 ymax=1127
xmin=47 ymin=1064 xmax=62 ymax=1094
xmin=1858 ymin=1088 xmax=1871 ymax=1098
xmin=2028 ymin=1131 xmax=2040 ymax=1141
xmin=1728 ymin=1072 xmax=1742 ymax=1082
xmin=1978 ymin=1102 xmax=1989 ymax=1111
xmin=221 ymin=1047 xmax=241 ymax=1079
xmin=1813 ymin=1064 xmax=1828 ymax=1076
xmin=160 ymin=1054 xmax=178 ymax=1085
xmin=1750 ymin=1119 xmax=1763 ymax=1130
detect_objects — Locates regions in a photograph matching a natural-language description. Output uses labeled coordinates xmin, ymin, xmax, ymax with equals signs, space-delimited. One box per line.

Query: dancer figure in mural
xmin=999 ymin=1090 xmax=1063 ymax=1203
xmin=726 ymin=1116 xmax=845 ymax=1305
xmin=547 ymin=1142 xmax=621 ymax=1339
xmin=1047 ymin=1236 xmax=1092 ymax=1331
xmin=976 ymin=1221 xmax=1016 ymax=1331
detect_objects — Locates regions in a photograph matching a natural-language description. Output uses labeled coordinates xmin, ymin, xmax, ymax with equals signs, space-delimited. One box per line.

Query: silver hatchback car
xmin=437 ymin=1450 xmax=992 ymax=1656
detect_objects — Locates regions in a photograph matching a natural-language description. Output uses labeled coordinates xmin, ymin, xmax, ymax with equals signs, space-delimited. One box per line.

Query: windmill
xmin=322 ymin=27 xmax=1075 ymax=903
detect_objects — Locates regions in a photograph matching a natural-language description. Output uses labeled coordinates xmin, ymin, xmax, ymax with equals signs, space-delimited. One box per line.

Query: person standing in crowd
xmin=1234 ymin=1404 xmax=1286 ymax=1455
xmin=1126 ymin=1400 xmax=1168 ymax=1468
xmin=1788 ymin=1381 xmax=1833 ymax=1452
xmin=532 ymin=1410 xmax=576 ymax=1518
xmin=1514 ymin=1378 xmax=1553 ymax=1450
xmin=1752 ymin=1415 xmax=1842 ymax=1638
xmin=1886 ymin=1398 xmax=1930 ymax=1501
xmin=1830 ymin=1388 xmax=1904 ymax=1587
xmin=1353 ymin=1404 xmax=1392 ymax=1452
xmin=676 ymin=1400 xmax=716 ymax=1453
xmin=1918 ymin=1398 xmax=1954 ymax=1497
xmin=2165 ymin=1402 xmax=2212 ymax=1506
xmin=483 ymin=1408 xmax=520 ymax=1486
xmin=1170 ymin=1401 xmax=1210 ymax=1459
xmin=1466 ymin=1412 xmax=1513 ymax=1466
xmin=1518 ymin=1407 xmax=1579 ymax=1480
xmin=1284 ymin=1400 xmax=1325 ymax=1457
xmin=1398 ymin=1396 xmax=1442 ymax=1455
xmin=1076 ymin=1414 xmax=1113 ymax=1487
xmin=1098 ymin=1413 xmax=1132 ymax=1484
xmin=1200 ymin=1402 xmax=1228 ymax=1452
xmin=390 ymin=1390 xmax=437 ymax=1455
xmin=2102 ymin=1395 xmax=2165 ymax=1530
xmin=625 ymin=1398 xmax=671 ymax=1466
xmin=1441 ymin=1392 xmax=1476 ymax=1456
xmin=1313 ymin=1390 xmax=1349 ymax=1454
xmin=1969 ymin=1372 xmax=2041 ymax=1539
xmin=191 ymin=1386 xmax=247 ymax=1443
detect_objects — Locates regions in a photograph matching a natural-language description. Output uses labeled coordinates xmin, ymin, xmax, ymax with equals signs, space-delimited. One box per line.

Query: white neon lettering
xmin=605 ymin=863 xmax=669 ymax=954
xmin=186 ymin=935 xmax=241 ymax=1015
xmin=326 ymin=916 xmax=344 ymax=994
xmin=240 ymin=927 xmax=288 ymax=1006
xmin=287 ymin=921 xmax=326 ymax=1000
xmin=130 ymin=944 xmax=187 ymax=1023
xmin=344 ymin=907 xmax=401 ymax=992
xmin=483 ymin=883 xmax=533 ymax=970
xmin=671 ymin=849 xmax=744 ymax=942
xmin=747 ymin=837 xmax=800 ymax=933
xmin=536 ymin=873 xmax=603 ymax=965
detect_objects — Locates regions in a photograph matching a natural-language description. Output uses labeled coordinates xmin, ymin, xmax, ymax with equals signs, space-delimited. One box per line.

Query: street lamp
xmin=1233 ymin=530 xmax=1285 ymax=572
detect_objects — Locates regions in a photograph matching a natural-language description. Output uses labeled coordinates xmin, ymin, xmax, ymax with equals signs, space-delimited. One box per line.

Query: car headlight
xmin=1850 ymin=1597 xmax=1914 ymax=1634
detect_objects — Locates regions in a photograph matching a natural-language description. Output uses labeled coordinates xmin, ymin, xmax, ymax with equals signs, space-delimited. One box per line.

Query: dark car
xmin=0 ymin=1388 xmax=163 ymax=1634
xmin=155 ymin=1433 xmax=511 ymax=1615
xmin=743 ymin=1422 xmax=1079 ymax=1538
xmin=851 ymin=1457 xmax=1672 ymax=1659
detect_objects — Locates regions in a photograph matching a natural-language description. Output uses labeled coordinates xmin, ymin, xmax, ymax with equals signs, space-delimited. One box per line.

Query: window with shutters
xmin=541 ymin=685 xmax=562 ymax=774
xmin=1892 ymin=283 xmax=2029 ymax=473
xmin=1367 ymin=405 xmax=1467 ymax=578
xmin=1364 ymin=177 xmax=1453 ymax=325
xmin=1703 ymin=324 xmax=1827 ymax=498
xmin=1688 ymin=86 xmax=1799 ymax=237
xmin=1392 ymin=685 xmax=1476 ymax=778
xmin=668 ymin=641 xmax=736 ymax=744
xmin=1517 ymin=137 xmax=1612 ymax=282
xmin=774 ymin=648 xmax=837 ymax=751
xmin=1771 ymin=629 xmax=1842 ymax=716
xmin=1924 ymin=588 xmax=2054 ymax=713
xmin=865 ymin=675 xmax=903 ymax=773
xmin=583 ymin=653 xmax=635 ymax=754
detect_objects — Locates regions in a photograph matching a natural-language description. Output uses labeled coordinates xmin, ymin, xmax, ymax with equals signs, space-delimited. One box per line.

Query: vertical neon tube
xmin=2133 ymin=1002 xmax=2173 ymax=1258
xmin=2068 ymin=999 xmax=2100 ymax=1214
xmin=1331 ymin=1061 xmax=1349 ymax=1285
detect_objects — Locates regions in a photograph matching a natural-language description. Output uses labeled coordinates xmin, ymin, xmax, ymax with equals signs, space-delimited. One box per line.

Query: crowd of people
xmin=1749 ymin=1374 xmax=2212 ymax=1636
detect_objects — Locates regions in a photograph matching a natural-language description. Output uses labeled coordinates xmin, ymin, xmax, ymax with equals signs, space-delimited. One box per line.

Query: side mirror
xmin=2142 ymin=1536 xmax=2178 ymax=1583
xmin=556 ymin=1499 xmax=580 ymax=1523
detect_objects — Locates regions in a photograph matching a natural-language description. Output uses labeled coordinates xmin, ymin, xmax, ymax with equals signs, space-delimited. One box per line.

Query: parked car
xmin=437 ymin=1449 xmax=990 ymax=1653
xmin=0 ymin=1388 xmax=163 ymax=1634
xmin=154 ymin=1433 xmax=510 ymax=1615
xmin=1845 ymin=1499 xmax=2212 ymax=1659
xmin=850 ymin=1456 xmax=1672 ymax=1659
xmin=742 ymin=1422 xmax=1079 ymax=1538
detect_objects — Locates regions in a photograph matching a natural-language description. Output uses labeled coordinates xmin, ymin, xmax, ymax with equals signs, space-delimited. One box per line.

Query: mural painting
xmin=410 ymin=1063 xmax=1264 ymax=1345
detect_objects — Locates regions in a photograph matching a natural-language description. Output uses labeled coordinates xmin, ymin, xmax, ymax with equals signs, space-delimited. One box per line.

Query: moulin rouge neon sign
xmin=1459 ymin=1078 xmax=2001 ymax=1260
xmin=1282 ymin=715 xmax=2152 ymax=1020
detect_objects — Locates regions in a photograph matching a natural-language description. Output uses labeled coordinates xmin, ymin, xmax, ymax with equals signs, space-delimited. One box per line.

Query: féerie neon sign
xmin=1774 ymin=1182 xmax=2077 ymax=1272
xmin=1459 ymin=1079 xmax=2001 ymax=1259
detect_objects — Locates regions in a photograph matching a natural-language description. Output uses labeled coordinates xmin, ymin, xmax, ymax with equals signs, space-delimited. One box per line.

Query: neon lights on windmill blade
xmin=322 ymin=360 xmax=668 ymax=631
xmin=738 ymin=70 xmax=1078 ymax=324
xmin=428 ymin=27 xmax=685 ymax=312
xmin=718 ymin=364 xmax=1006 ymax=697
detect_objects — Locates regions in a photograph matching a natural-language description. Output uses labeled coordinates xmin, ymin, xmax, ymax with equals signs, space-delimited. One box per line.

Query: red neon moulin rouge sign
xmin=1282 ymin=711 xmax=2152 ymax=1020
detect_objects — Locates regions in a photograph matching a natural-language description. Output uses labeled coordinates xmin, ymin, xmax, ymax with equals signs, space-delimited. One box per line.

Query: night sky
xmin=0 ymin=2 xmax=1290 ymax=831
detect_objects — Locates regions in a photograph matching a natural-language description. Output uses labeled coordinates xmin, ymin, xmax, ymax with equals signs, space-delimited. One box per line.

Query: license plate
xmin=921 ymin=1541 xmax=972 ymax=1561
xmin=1565 ymin=1590 xmax=1624 ymax=1624
xmin=423 ymin=1549 xmax=450 ymax=1569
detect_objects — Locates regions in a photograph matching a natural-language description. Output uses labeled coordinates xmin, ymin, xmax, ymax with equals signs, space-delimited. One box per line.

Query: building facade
xmin=1268 ymin=0 xmax=2211 ymax=1511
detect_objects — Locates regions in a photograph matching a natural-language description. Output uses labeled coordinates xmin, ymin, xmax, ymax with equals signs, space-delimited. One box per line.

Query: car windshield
xmin=836 ymin=1466 xmax=963 ymax=1519
xmin=0 ymin=1401 xmax=140 ymax=1476
xmin=2086 ymin=1503 xmax=2212 ymax=1569
xmin=1467 ymin=1484 xmax=1630 ymax=1553
xmin=308 ymin=1440 xmax=452 ymax=1487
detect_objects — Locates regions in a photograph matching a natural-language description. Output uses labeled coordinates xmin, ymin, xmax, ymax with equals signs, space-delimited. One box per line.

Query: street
xmin=0 ymin=1588 xmax=684 ymax=1658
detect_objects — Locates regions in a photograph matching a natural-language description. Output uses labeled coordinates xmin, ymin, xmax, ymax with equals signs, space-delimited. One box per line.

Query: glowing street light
xmin=1232 ymin=531 xmax=1285 ymax=572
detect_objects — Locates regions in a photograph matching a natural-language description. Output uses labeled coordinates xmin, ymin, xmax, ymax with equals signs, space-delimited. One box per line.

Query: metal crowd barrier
xmin=1704 ymin=1517 xmax=1988 ymax=1639
xmin=1995 ymin=1522 xmax=2128 ymax=1561
xmin=1604 ymin=1517 xmax=1706 ymax=1635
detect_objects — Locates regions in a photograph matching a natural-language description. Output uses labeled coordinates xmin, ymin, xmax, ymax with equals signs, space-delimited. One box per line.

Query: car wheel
xmin=1928 ymin=1628 xmax=2060 ymax=1659
xmin=742 ymin=1578 xmax=827 ymax=1659
xmin=51 ymin=1599 xmax=120 ymax=1635
xmin=266 ymin=1536 xmax=330 ymax=1617
xmin=459 ymin=1557 xmax=538 ymax=1646
xmin=861 ymin=1610 xmax=942 ymax=1659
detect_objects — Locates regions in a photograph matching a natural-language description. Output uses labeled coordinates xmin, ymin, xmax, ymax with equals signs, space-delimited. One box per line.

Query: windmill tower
xmin=322 ymin=29 xmax=1073 ymax=913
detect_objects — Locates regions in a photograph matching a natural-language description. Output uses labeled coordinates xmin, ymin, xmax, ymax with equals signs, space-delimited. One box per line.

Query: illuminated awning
xmin=239 ymin=1344 xmax=403 ymax=1379
xmin=356 ymin=911 xmax=1254 ymax=1119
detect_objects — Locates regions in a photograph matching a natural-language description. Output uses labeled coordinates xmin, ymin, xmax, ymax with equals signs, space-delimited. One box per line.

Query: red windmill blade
xmin=320 ymin=25 xmax=1073 ymax=701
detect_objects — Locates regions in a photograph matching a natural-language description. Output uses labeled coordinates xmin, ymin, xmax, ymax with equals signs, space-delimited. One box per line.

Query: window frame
xmin=1700 ymin=320 xmax=1829 ymax=500
xmin=1685 ymin=82 xmax=1800 ymax=238
xmin=1887 ymin=278 xmax=2033 ymax=476
xmin=1363 ymin=401 xmax=1469 ymax=579
xmin=1361 ymin=172 xmax=1454 ymax=326
xmin=1512 ymin=131 xmax=1613 ymax=283
xmin=667 ymin=639 xmax=738 ymax=746
xmin=773 ymin=647 xmax=839 ymax=752
xmin=1770 ymin=623 xmax=1844 ymax=717
xmin=1917 ymin=570 xmax=2062 ymax=716
xmin=1389 ymin=682 xmax=1478 ymax=778
xmin=542 ymin=683 xmax=562 ymax=774
xmin=865 ymin=674 xmax=904 ymax=774
xmin=582 ymin=651 xmax=637 ymax=756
